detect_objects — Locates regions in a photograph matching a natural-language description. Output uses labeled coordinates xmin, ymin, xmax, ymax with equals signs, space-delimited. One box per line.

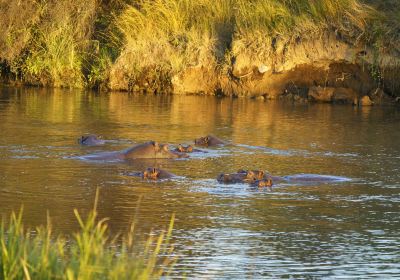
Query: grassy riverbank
xmin=0 ymin=198 xmax=175 ymax=279
xmin=0 ymin=0 xmax=399 ymax=95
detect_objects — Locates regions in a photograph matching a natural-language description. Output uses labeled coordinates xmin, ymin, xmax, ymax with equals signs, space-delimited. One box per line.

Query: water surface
xmin=1 ymin=87 xmax=400 ymax=278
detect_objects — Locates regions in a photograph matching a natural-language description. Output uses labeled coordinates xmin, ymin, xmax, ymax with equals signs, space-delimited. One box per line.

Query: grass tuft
xmin=0 ymin=192 xmax=175 ymax=279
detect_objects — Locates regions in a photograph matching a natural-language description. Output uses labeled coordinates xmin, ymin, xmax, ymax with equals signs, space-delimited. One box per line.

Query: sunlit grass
xmin=112 ymin=0 xmax=392 ymax=85
xmin=0 ymin=0 xmax=399 ymax=88
xmin=0 ymin=191 xmax=175 ymax=279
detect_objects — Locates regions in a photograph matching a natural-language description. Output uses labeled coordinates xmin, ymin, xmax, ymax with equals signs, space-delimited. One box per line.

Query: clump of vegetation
xmin=0 ymin=0 xmax=98 ymax=88
xmin=112 ymin=0 xmax=235 ymax=92
xmin=0 ymin=0 xmax=399 ymax=90
xmin=23 ymin=0 xmax=98 ymax=88
xmin=233 ymin=0 xmax=376 ymax=50
xmin=112 ymin=0 xmax=395 ymax=90
xmin=0 ymin=194 xmax=175 ymax=279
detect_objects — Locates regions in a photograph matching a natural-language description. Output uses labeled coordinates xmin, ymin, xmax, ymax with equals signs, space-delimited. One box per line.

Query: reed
xmin=0 ymin=193 xmax=175 ymax=279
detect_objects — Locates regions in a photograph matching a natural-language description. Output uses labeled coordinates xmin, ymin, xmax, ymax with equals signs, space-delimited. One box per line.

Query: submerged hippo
xmin=131 ymin=167 xmax=175 ymax=180
xmin=217 ymin=169 xmax=273 ymax=190
xmin=78 ymin=135 xmax=105 ymax=146
xmin=194 ymin=135 xmax=226 ymax=147
xmin=216 ymin=169 xmax=349 ymax=189
xmin=250 ymin=178 xmax=273 ymax=188
xmin=218 ymin=169 xmax=271 ymax=184
xmin=83 ymin=141 xmax=188 ymax=161
xmin=174 ymin=144 xmax=206 ymax=153
xmin=175 ymin=144 xmax=193 ymax=153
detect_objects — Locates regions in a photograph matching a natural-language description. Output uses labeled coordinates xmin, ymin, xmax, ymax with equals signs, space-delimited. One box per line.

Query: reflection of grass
xmin=0 ymin=191 xmax=175 ymax=279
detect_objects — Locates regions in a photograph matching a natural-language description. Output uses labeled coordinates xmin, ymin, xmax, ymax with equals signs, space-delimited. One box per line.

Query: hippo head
xmin=142 ymin=167 xmax=160 ymax=180
xmin=78 ymin=135 xmax=105 ymax=146
xmin=194 ymin=136 xmax=210 ymax=146
xmin=253 ymin=178 xmax=273 ymax=190
xmin=176 ymin=144 xmax=194 ymax=153
xmin=238 ymin=170 xmax=265 ymax=181
xmin=217 ymin=173 xmax=231 ymax=183
xmin=156 ymin=144 xmax=189 ymax=158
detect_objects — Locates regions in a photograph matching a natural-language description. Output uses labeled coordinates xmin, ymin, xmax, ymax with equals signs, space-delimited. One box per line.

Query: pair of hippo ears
xmin=146 ymin=167 xmax=158 ymax=174
xmin=195 ymin=136 xmax=209 ymax=144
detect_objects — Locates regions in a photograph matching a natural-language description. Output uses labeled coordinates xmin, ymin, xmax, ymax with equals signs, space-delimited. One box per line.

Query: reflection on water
xmin=1 ymin=87 xmax=400 ymax=278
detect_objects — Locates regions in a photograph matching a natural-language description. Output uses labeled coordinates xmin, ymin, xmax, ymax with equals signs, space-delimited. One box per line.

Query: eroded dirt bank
xmin=160 ymin=33 xmax=400 ymax=104
xmin=1 ymin=0 xmax=399 ymax=104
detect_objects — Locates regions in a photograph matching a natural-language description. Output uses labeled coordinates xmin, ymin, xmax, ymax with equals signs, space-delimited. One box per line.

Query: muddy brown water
xmin=1 ymin=87 xmax=400 ymax=278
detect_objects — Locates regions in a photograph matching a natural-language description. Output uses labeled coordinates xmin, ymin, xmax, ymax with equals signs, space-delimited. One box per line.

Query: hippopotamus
xmin=216 ymin=169 xmax=349 ymax=189
xmin=130 ymin=167 xmax=175 ymax=180
xmin=237 ymin=169 xmax=266 ymax=180
xmin=217 ymin=169 xmax=273 ymax=190
xmin=78 ymin=135 xmax=105 ymax=146
xmin=250 ymin=178 xmax=273 ymax=188
xmin=82 ymin=141 xmax=188 ymax=161
xmin=194 ymin=135 xmax=226 ymax=147
xmin=217 ymin=170 xmax=270 ymax=184
xmin=174 ymin=144 xmax=206 ymax=153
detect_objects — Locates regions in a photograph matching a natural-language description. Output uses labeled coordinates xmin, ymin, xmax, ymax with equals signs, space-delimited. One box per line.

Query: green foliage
xmin=111 ymin=0 xmax=393 ymax=86
xmin=0 ymin=0 xmax=399 ymax=88
xmin=0 ymin=195 xmax=175 ymax=279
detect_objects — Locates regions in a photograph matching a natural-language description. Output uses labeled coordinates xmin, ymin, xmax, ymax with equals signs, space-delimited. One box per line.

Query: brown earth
xmin=119 ymin=32 xmax=399 ymax=103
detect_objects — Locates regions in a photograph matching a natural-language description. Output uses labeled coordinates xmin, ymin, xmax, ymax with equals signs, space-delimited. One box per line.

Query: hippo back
xmin=123 ymin=141 xmax=158 ymax=159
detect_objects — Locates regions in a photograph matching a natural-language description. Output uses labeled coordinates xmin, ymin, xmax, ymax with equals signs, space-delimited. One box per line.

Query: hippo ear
xmin=205 ymin=136 xmax=210 ymax=143
xmin=153 ymin=142 xmax=160 ymax=151
xmin=163 ymin=144 xmax=169 ymax=151
xmin=152 ymin=168 xmax=157 ymax=174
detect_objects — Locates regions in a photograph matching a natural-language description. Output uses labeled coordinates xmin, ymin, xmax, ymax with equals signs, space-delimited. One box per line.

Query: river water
xmin=1 ymin=87 xmax=400 ymax=278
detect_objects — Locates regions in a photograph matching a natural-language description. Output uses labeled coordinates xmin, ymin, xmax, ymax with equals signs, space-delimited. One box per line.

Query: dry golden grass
xmin=0 ymin=0 xmax=398 ymax=88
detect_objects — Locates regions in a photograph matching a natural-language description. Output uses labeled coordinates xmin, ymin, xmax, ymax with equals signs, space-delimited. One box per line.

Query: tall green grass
xmin=24 ymin=0 xmax=98 ymax=88
xmin=112 ymin=0 xmax=387 ymax=86
xmin=114 ymin=0 xmax=235 ymax=82
xmin=0 ymin=194 xmax=175 ymax=279
xmin=0 ymin=0 xmax=98 ymax=88
xmin=0 ymin=0 xmax=399 ymax=89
